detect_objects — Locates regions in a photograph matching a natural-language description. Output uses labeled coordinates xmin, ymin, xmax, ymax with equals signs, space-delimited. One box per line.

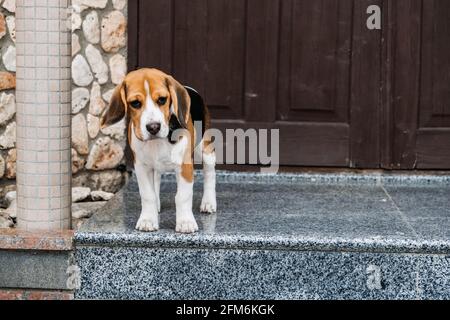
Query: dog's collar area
xmin=184 ymin=85 xmax=199 ymax=94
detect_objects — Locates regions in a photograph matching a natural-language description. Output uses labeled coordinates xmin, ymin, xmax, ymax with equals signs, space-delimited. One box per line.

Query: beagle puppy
xmin=100 ymin=68 xmax=217 ymax=234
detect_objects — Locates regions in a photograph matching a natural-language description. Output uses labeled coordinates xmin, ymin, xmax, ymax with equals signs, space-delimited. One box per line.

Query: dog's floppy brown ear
xmin=100 ymin=83 xmax=127 ymax=128
xmin=167 ymin=76 xmax=191 ymax=129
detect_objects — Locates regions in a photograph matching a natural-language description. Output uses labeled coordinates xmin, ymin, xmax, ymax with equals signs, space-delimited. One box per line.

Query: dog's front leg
xmin=135 ymin=163 xmax=159 ymax=232
xmin=175 ymin=164 xmax=198 ymax=234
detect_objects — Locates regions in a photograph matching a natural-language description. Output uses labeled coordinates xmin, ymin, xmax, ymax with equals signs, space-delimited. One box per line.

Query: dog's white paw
xmin=136 ymin=215 xmax=159 ymax=232
xmin=176 ymin=215 xmax=199 ymax=234
xmin=200 ymin=194 xmax=217 ymax=214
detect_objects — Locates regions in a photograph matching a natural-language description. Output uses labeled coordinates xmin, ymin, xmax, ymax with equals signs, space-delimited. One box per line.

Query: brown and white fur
xmin=100 ymin=68 xmax=216 ymax=234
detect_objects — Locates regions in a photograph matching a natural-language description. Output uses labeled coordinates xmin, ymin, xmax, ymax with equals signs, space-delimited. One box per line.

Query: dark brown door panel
xmin=129 ymin=0 xmax=450 ymax=169
xmin=389 ymin=0 xmax=450 ymax=169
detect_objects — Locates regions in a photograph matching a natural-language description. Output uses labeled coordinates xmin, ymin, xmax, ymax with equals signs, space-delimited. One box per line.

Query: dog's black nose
xmin=146 ymin=122 xmax=161 ymax=135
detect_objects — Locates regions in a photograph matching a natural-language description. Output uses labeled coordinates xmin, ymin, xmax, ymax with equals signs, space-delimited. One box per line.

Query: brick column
xmin=15 ymin=0 xmax=72 ymax=231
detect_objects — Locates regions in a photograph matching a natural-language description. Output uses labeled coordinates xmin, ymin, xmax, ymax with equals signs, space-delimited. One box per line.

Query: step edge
xmin=153 ymin=171 xmax=450 ymax=187
xmin=74 ymin=231 xmax=450 ymax=255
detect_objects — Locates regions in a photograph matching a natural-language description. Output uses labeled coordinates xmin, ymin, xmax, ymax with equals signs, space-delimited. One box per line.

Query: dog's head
xmin=100 ymin=68 xmax=191 ymax=141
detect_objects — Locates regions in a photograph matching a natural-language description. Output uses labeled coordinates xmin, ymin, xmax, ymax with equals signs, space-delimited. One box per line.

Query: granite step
xmin=74 ymin=171 xmax=450 ymax=300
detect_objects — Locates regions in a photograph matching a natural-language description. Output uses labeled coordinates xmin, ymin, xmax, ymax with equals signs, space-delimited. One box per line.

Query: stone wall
xmin=0 ymin=0 xmax=17 ymax=200
xmin=0 ymin=0 xmax=129 ymax=202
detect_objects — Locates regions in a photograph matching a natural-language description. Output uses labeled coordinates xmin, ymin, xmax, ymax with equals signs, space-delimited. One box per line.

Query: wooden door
xmin=128 ymin=0 xmax=450 ymax=169
xmin=129 ymin=0 xmax=382 ymax=168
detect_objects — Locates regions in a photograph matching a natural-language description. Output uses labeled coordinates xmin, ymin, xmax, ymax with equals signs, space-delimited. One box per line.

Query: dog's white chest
xmin=131 ymin=128 xmax=187 ymax=172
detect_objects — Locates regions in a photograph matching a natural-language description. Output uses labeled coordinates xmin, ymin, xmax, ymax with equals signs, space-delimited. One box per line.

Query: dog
xmin=100 ymin=68 xmax=217 ymax=234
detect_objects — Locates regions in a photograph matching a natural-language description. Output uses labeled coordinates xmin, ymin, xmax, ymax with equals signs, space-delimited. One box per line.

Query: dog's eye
xmin=130 ymin=100 xmax=142 ymax=109
xmin=157 ymin=97 xmax=167 ymax=106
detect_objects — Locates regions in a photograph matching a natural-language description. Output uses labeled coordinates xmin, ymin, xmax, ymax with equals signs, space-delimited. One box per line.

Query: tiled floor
xmin=75 ymin=172 xmax=450 ymax=299
xmin=79 ymin=172 xmax=450 ymax=251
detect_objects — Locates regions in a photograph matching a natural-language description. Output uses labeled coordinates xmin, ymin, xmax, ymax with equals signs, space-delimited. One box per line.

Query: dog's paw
xmin=136 ymin=216 xmax=159 ymax=232
xmin=176 ymin=215 xmax=199 ymax=234
xmin=200 ymin=194 xmax=217 ymax=214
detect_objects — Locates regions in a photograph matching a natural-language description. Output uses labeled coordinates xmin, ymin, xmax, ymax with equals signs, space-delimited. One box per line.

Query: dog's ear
xmin=100 ymin=83 xmax=127 ymax=128
xmin=166 ymin=76 xmax=191 ymax=129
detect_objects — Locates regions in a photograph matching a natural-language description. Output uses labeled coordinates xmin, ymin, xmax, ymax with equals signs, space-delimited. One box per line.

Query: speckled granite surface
xmin=75 ymin=247 xmax=449 ymax=299
xmin=74 ymin=171 xmax=450 ymax=299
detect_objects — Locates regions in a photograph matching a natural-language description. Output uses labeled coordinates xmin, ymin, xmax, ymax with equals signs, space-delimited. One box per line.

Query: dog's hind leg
xmin=154 ymin=171 xmax=161 ymax=213
xmin=200 ymin=140 xmax=217 ymax=214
